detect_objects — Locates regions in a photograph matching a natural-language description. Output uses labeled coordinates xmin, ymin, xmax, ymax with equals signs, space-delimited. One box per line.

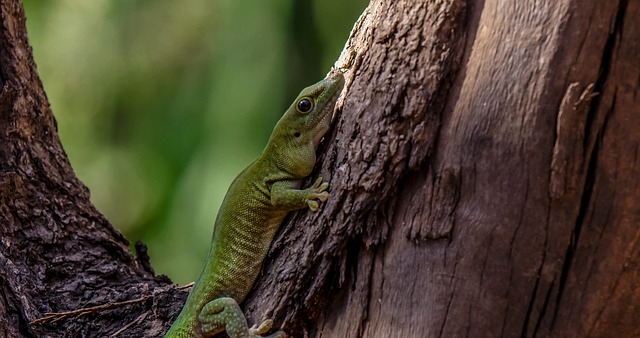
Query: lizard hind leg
xmin=250 ymin=319 xmax=287 ymax=338
xmin=198 ymin=297 xmax=287 ymax=338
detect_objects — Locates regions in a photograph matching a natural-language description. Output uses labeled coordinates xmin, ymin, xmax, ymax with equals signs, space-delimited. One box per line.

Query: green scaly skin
xmin=165 ymin=72 xmax=345 ymax=338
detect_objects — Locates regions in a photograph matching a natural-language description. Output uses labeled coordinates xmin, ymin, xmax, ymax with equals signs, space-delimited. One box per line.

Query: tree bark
xmin=245 ymin=0 xmax=640 ymax=337
xmin=1 ymin=0 xmax=639 ymax=338
xmin=0 ymin=1 xmax=178 ymax=337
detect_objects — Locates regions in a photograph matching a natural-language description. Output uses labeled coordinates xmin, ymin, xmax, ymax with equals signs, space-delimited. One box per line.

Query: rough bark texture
xmin=1 ymin=0 xmax=639 ymax=337
xmin=0 ymin=1 xmax=181 ymax=337
xmin=245 ymin=0 xmax=640 ymax=337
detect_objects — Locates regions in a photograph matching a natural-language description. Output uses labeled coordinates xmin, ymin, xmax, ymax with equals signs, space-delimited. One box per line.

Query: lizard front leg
xmin=270 ymin=177 xmax=329 ymax=211
xmin=198 ymin=297 xmax=286 ymax=338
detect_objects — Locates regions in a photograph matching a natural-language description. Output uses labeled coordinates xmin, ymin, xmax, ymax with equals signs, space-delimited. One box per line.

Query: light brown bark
xmin=246 ymin=1 xmax=640 ymax=337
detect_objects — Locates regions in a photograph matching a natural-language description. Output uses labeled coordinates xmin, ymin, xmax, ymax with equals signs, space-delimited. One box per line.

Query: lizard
xmin=164 ymin=71 xmax=345 ymax=338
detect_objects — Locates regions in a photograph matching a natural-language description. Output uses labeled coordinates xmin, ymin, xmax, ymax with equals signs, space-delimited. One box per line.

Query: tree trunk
xmin=245 ymin=0 xmax=640 ymax=337
xmin=0 ymin=1 xmax=178 ymax=337
xmin=1 ymin=0 xmax=638 ymax=338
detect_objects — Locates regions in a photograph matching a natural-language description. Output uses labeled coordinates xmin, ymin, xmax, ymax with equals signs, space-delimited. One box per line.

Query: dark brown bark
xmin=1 ymin=0 xmax=639 ymax=337
xmin=0 ymin=1 xmax=180 ymax=337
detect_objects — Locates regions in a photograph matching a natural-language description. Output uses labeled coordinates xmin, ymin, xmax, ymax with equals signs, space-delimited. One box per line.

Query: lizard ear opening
xmin=294 ymin=132 xmax=301 ymax=138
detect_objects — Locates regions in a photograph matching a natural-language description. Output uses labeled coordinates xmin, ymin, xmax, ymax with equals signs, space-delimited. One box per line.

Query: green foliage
xmin=24 ymin=0 xmax=367 ymax=283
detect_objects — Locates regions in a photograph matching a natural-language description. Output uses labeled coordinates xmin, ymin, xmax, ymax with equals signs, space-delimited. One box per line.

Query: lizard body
xmin=165 ymin=72 xmax=344 ymax=338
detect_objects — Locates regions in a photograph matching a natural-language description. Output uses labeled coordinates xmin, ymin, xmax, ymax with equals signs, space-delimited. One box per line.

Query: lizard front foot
xmin=306 ymin=177 xmax=329 ymax=211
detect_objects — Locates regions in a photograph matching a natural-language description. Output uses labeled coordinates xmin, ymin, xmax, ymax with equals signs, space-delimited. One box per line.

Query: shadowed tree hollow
xmin=1 ymin=0 xmax=639 ymax=337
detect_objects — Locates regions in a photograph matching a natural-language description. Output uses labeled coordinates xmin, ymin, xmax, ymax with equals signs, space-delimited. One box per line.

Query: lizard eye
xmin=294 ymin=132 xmax=301 ymax=138
xmin=297 ymin=98 xmax=313 ymax=113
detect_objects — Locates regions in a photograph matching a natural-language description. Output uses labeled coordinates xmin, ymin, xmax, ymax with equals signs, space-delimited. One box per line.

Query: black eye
xmin=294 ymin=132 xmax=301 ymax=138
xmin=297 ymin=98 xmax=312 ymax=112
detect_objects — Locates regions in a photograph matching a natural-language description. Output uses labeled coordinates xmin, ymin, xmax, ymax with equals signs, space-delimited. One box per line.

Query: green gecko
xmin=165 ymin=72 xmax=345 ymax=338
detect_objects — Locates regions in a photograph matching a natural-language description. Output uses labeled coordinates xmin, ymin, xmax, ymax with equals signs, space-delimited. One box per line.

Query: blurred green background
xmin=24 ymin=0 xmax=367 ymax=284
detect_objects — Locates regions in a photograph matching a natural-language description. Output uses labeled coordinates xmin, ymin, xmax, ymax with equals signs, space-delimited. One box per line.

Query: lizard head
xmin=266 ymin=72 xmax=344 ymax=175
xmin=278 ymin=72 xmax=344 ymax=145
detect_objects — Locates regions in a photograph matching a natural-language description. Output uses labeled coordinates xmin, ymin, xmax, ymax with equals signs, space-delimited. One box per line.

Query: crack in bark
xmin=549 ymin=1 xmax=627 ymax=333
